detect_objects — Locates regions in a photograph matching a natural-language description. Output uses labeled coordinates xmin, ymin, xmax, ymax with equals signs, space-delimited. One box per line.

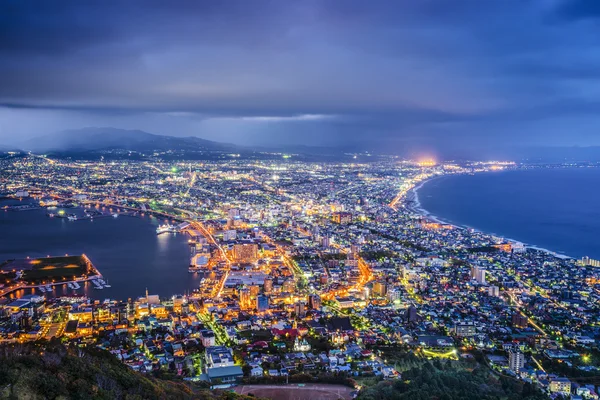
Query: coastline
xmin=404 ymin=173 xmax=573 ymax=260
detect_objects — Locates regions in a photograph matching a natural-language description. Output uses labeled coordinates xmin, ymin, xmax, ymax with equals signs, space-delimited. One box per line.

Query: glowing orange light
xmin=417 ymin=158 xmax=436 ymax=167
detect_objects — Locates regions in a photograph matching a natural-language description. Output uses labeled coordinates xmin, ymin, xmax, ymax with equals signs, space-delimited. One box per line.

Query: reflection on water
xmin=156 ymin=230 xmax=170 ymax=251
xmin=0 ymin=201 xmax=202 ymax=300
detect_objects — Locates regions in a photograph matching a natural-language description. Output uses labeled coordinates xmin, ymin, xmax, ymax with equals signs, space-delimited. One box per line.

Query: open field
xmin=234 ymin=384 xmax=354 ymax=400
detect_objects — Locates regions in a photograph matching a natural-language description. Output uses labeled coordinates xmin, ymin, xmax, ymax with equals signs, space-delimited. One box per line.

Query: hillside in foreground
xmin=0 ymin=340 xmax=255 ymax=400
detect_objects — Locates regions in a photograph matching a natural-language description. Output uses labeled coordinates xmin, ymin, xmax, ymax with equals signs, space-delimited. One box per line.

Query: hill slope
xmin=0 ymin=341 xmax=255 ymax=400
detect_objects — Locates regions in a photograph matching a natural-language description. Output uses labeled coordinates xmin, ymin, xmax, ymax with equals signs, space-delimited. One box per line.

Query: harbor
xmin=1 ymin=196 xmax=217 ymax=300
xmin=0 ymin=199 xmax=200 ymax=300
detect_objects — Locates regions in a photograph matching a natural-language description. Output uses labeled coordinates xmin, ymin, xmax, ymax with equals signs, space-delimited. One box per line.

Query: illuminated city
xmin=4 ymin=1 xmax=600 ymax=399
xmin=1 ymin=154 xmax=599 ymax=399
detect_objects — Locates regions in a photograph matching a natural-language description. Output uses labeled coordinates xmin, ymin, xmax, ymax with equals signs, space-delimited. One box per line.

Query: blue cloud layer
xmin=1 ymin=0 xmax=600 ymax=154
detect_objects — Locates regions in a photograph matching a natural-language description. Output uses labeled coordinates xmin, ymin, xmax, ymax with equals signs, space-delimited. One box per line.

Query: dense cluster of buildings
xmin=1 ymin=154 xmax=599 ymax=398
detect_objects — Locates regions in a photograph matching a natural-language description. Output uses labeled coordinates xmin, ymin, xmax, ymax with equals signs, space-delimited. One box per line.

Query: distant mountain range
xmin=11 ymin=127 xmax=600 ymax=162
xmin=20 ymin=127 xmax=239 ymax=153
xmin=15 ymin=127 xmax=361 ymax=161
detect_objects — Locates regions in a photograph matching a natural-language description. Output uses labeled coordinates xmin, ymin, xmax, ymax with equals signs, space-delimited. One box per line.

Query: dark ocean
xmin=417 ymin=167 xmax=600 ymax=260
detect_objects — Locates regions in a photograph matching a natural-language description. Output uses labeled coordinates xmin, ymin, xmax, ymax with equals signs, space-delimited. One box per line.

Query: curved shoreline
xmin=406 ymin=172 xmax=574 ymax=260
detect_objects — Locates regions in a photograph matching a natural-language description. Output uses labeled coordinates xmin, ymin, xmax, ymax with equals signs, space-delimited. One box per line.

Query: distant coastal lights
xmin=417 ymin=158 xmax=436 ymax=167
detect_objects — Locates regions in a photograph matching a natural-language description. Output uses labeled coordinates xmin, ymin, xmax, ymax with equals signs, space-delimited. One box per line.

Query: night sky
xmin=2 ymin=0 xmax=600 ymax=155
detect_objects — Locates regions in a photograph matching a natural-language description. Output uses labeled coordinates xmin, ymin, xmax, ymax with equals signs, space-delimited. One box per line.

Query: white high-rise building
xmin=223 ymin=230 xmax=237 ymax=241
xmin=509 ymin=350 xmax=525 ymax=373
xmin=580 ymin=256 xmax=600 ymax=267
xmin=471 ymin=266 xmax=487 ymax=284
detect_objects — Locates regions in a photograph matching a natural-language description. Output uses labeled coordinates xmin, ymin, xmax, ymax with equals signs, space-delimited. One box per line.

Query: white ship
xmin=156 ymin=224 xmax=177 ymax=235
xmin=60 ymin=295 xmax=88 ymax=303
xmin=67 ymin=215 xmax=78 ymax=221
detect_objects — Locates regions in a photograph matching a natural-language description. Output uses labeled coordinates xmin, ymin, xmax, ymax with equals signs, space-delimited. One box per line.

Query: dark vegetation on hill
xmin=0 ymin=340 xmax=257 ymax=400
xmin=357 ymin=360 xmax=548 ymax=400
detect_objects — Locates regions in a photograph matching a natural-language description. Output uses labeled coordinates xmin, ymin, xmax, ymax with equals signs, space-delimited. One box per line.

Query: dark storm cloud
xmin=0 ymin=0 xmax=288 ymax=53
xmin=2 ymin=0 xmax=600 ymax=152
xmin=556 ymin=0 xmax=600 ymax=20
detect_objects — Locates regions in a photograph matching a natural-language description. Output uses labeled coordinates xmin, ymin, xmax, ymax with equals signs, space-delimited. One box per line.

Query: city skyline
xmin=2 ymin=2 xmax=600 ymax=398
xmin=1 ymin=155 xmax=599 ymax=399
